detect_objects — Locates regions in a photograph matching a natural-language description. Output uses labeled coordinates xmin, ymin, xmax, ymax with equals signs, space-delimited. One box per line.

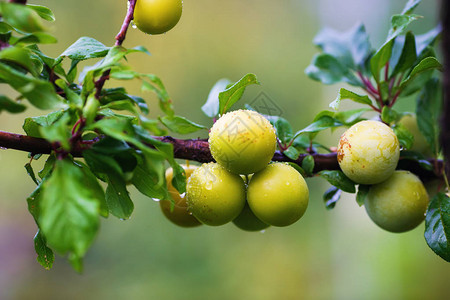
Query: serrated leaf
xmin=393 ymin=123 xmax=414 ymax=149
xmin=34 ymin=230 xmax=54 ymax=270
xmin=305 ymin=53 xmax=362 ymax=86
xmin=381 ymin=106 xmax=400 ymax=124
xmin=160 ymin=115 xmax=207 ymax=134
xmin=23 ymin=110 xmax=65 ymax=138
xmin=323 ymin=186 xmax=342 ymax=210
xmin=334 ymin=108 xmax=370 ymax=125
xmin=302 ymin=155 xmax=315 ymax=175
xmin=59 ymin=37 xmax=110 ymax=61
xmin=106 ymin=173 xmax=134 ymax=219
xmin=425 ymin=193 xmax=450 ymax=262
xmin=0 ymin=3 xmax=45 ymax=33
xmin=14 ymin=32 xmax=57 ymax=45
xmin=0 ymin=62 xmax=64 ymax=110
xmin=28 ymin=4 xmax=55 ymax=22
xmin=218 ymin=74 xmax=259 ymax=115
xmin=202 ymin=79 xmax=231 ymax=118
xmin=386 ymin=14 xmax=421 ymax=42
xmin=330 ymin=88 xmax=372 ymax=110
xmin=39 ymin=159 xmax=101 ymax=257
xmin=370 ymin=39 xmax=394 ymax=82
xmin=131 ymin=153 xmax=168 ymax=200
xmin=39 ymin=112 xmax=72 ymax=150
xmin=283 ymin=146 xmax=300 ymax=160
xmin=313 ymin=23 xmax=372 ymax=70
xmin=390 ymin=31 xmax=417 ymax=77
xmin=38 ymin=154 xmax=55 ymax=180
xmin=0 ymin=46 xmax=40 ymax=76
xmin=293 ymin=115 xmax=342 ymax=140
xmin=273 ymin=117 xmax=293 ymax=144
xmin=0 ymin=95 xmax=26 ymax=113
xmin=416 ymin=78 xmax=441 ymax=154
xmin=400 ymin=57 xmax=442 ymax=89
xmin=356 ymin=184 xmax=370 ymax=206
xmin=25 ymin=162 xmax=39 ymax=185
xmin=319 ymin=170 xmax=356 ymax=193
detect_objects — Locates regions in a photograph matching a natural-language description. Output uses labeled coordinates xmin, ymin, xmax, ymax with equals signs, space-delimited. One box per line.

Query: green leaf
xmin=14 ymin=32 xmax=57 ymax=44
xmin=55 ymin=79 xmax=83 ymax=108
xmin=323 ymin=186 xmax=342 ymax=210
xmin=319 ymin=170 xmax=356 ymax=193
xmin=370 ymin=39 xmax=394 ymax=82
xmin=400 ymin=57 xmax=442 ymax=89
xmin=330 ymin=88 xmax=372 ymax=110
xmin=105 ymin=173 xmax=134 ymax=220
xmin=293 ymin=115 xmax=342 ymax=140
xmin=39 ymin=159 xmax=101 ymax=257
xmin=392 ymin=123 xmax=414 ymax=149
xmin=416 ymin=78 xmax=442 ymax=154
xmin=283 ymin=146 xmax=300 ymax=160
xmin=390 ymin=31 xmax=417 ymax=77
xmin=386 ymin=14 xmax=421 ymax=42
xmin=401 ymin=0 xmax=421 ymax=15
xmin=356 ymin=184 xmax=370 ymax=206
xmin=272 ymin=117 xmax=293 ymax=144
xmin=39 ymin=112 xmax=72 ymax=150
xmin=23 ymin=110 xmax=65 ymax=138
xmin=0 ymin=46 xmax=40 ymax=76
xmin=0 ymin=95 xmax=26 ymax=113
xmin=302 ymin=155 xmax=315 ymax=175
xmin=25 ymin=162 xmax=39 ymax=185
xmin=0 ymin=62 xmax=64 ymax=110
xmin=0 ymin=3 xmax=45 ymax=33
xmin=141 ymin=74 xmax=173 ymax=117
xmin=33 ymin=230 xmax=54 ymax=270
xmin=305 ymin=53 xmax=362 ymax=86
xmin=202 ymin=78 xmax=231 ymax=118
xmin=416 ymin=25 xmax=442 ymax=59
xmin=38 ymin=154 xmax=56 ymax=180
xmin=218 ymin=74 xmax=259 ymax=115
xmin=160 ymin=115 xmax=207 ymax=134
xmin=333 ymin=108 xmax=370 ymax=126
xmin=313 ymin=23 xmax=372 ymax=70
xmin=101 ymin=87 xmax=149 ymax=114
xmin=381 ymin=106 xmax=400 ymax=124
xmin=59 ymin=37 xmax=110 ymax=61
xmin=27 ymin=4 xmax=55 ymax=22
xmin=425 ymin=193 xmax=450 ymax=262
xmin=131 ymin=153 xmax=168 ymax=200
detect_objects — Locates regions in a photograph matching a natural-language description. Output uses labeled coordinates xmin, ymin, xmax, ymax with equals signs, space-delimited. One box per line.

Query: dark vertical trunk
xmin=442 ymin=0 xmax=450 ymax=177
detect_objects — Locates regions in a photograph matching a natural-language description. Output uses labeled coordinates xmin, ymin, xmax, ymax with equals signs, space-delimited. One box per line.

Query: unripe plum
xmin=398 ymin=114 xmax=432 ymax=156
xmin=365 ymin=171 xmax=429 ymax=233
xmin=208 ymin=110 xmax=277 ymax=175
xmin=159 ymin=165 xmax=202 ymax=228
xmin=247 ymin=163 xmax=309 ymax=227
xmin=186 ymin=163 xmax=246 ymax=226
xmin=133 ymin=0 xmax=182 ymax=35
xmin=337 ymin=120 xmax=400 ymax=185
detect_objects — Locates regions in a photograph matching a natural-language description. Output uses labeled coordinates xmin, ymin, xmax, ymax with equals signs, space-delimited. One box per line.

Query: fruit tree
xmin=0 ymin=0 xmax=448 ymax=272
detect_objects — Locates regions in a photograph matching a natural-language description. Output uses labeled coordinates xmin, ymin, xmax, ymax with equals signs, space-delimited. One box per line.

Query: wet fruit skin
xmin=208 ymin=110 xmax=277 ymax=175
xmin=398 ymin=114 xmax=432 ymax=156
xmin=365 ymin=171 xmax=429 ymax=233
xmin=160 ymin=165 xmax=202 ymax=228
xmin=247 ymin=163 xmax=309 ymax=227
xmin=133 ymin=0 xmax=182 ymax=35
xmin=337 ymin=120 xmax=400 ymax=185
xmin=186 ymin=163 xmax=246 ymax=226
xmin=233 ymin=202 xmax=270 ymax=232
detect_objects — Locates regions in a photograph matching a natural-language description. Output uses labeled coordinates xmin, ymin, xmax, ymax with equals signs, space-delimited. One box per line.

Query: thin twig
xmin=115 ymin=0 xmax=137 ymax=46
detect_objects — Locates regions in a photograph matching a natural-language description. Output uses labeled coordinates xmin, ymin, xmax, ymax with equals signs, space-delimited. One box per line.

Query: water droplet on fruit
xmin=260 ymin=230 xmax=266 ymax=234
xmin=152 ymin=198 xmax=160 ymax=202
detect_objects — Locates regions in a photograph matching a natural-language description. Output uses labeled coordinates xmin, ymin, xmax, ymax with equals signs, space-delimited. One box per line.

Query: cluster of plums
xmin=337 ymin=118 xmax=430 ymax=233
xmin=160 ymin=110 xmax=310 ymax=231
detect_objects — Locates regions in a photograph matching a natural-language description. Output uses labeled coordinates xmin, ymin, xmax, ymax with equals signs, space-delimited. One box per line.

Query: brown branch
xmin=441 ymin=0 xmax=450 ymax=179
xmin=0 ymin=130 xmax=443 ymax=181
xmin=115 ymin=0 xmax=137 ymax=46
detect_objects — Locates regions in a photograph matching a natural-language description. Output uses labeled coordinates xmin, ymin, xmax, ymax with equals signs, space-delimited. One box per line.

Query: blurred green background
xmin=0 ymin=0 xmax=449 ymax=299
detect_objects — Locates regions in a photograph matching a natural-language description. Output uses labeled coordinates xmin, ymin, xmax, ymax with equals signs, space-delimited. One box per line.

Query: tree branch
xmin=115 ymin=0 xmax=136 ymax=46
xmin=0 ymin=130 xmax=443 ymax=181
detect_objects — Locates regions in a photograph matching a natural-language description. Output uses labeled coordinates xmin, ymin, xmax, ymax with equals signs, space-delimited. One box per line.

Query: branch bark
xmin=115 ymin=0 xmax=137 ymax=46
xmin=0 ymin=130 xmax=442 ymax=181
